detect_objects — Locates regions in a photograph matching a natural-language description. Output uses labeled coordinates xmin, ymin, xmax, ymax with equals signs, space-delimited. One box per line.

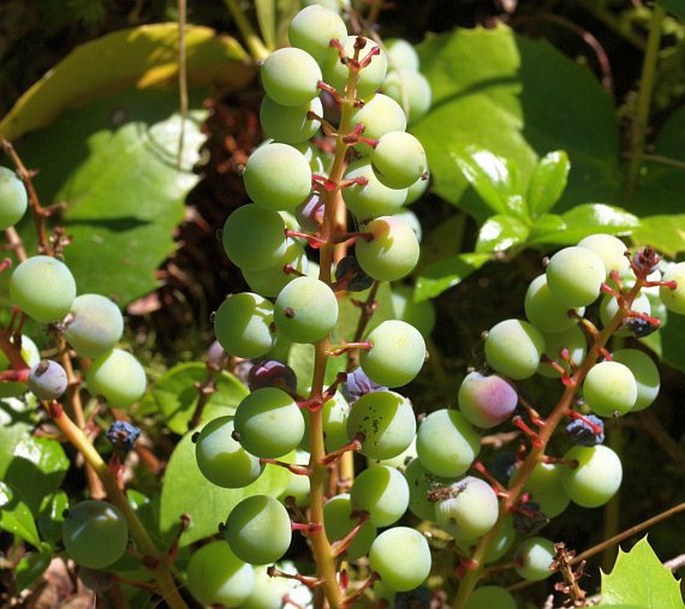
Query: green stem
xmin=601 ymin=422 xmax=623 ymax=572
xmin=50 ymin=404 xmax=189 ymax=609
xmin=306 ymin=51 xmax=367 ymax=609
xmin=574 ymin=0 xmax=647 ymax=51
xmin=224 ymin=0 xmax=270 ymax=62
xmin=625 ymin=4 xmax=665 ymax=198
xmin=452 ymin=281 xmax=645 ymax=609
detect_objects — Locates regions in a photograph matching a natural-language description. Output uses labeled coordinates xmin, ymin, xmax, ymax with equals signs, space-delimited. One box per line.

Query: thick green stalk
xmin=625 ymin=5 xmax=665 ymax=198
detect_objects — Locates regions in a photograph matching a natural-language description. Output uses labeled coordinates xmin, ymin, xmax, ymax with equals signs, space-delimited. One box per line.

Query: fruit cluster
xmin=184 ymin=5 xmax=684 ymax=609
xmin=0 ymin=163 xmax=147 ymax=572
xmin=2 ymin=4 xmax=683 ymax=609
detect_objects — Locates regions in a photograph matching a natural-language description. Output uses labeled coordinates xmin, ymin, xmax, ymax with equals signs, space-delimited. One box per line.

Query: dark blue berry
xmin=566 ymin=415 xmax=605 ymax=446
xmin=396 ymin=586 xmax=431 ymax=609
xmin=106 ymin=421 xmax=141 ymax=451
xmin=513 ymin=501 xmax=548 ymax=535
xmin=625 ymin=316 xmax=658 ymax=338
xmin=334 ymin=256 xmax=374 ymax=292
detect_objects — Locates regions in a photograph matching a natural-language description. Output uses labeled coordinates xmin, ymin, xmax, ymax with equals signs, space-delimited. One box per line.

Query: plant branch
xmin=176 ymin=0 xmax=188 ymax=169
xmin=452 ymin=279 xmax=647 ymax=608
xmin=624 ymin=4 xmax=665 ymax=197
xmin=224 ymin=0 xmax=270 ymax=62
xmin=47 ymin=402 xmax=189 ymax=609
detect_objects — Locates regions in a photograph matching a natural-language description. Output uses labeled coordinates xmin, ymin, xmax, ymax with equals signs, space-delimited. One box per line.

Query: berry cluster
xmin=0 ymin=160 xmax=148 ymax=575
xmin=2 ymin=4 xmax=683 ymax=609
xmin=191 ymin=3 xmax=436 ymax=605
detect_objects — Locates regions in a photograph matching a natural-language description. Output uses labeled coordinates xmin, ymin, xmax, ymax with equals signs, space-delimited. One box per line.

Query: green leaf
xmin=416 ymin=26 xmax=621 ymax=218
xmin=0 ymin=397 xmax=34 ymax=480
xmin=37 ymin=491 xmax=68 ymax=546
xmin=629 ymin=105 xmax=685 ymax=253
xmin=528 ymin=213 xmax=567 ymax=242
xmin=450 ymin=146 xmax=528 ymax=220
xmin=4 ymin=436 xmax=69 ymax=515
xmin=629 ymin=103 xmax=685 ymax=255
xmin=475 ymin=214 xmax=530 ymax=253
xmin=144 ymin=362 xmax=248 ymax=434
xmin=255 ymin=0 xmax=277 ymax=50
xmin=631 ymin=215 xmax=685 ymax=258
xmin=159 ymin=430 xmax=291 ymax=546
xmin=649 ymin=311 xmax=685 ymax=373
xmin=601 ymin=537 xmax=685 ymax=609
xmin=419 ymin=214 xmax=468 ymax=270
xmin=335 ymin=282 xmax=396 ymax=338
xmin=0 ymin=23 xmax=251 ymax=141
xmin=526 ymin=150 xmax=570 ymax=216
xmin=12 ymin=89 xmax=204 ymax=305
xmin=0 ymin=481 xmax=41 ymax=546
xmin=527 ymin=204 xmax=639 ymax=245
xmin=415 ymin=253 xmax=491 ymax=301
xmin=659 ymin=0 xmax=685 ymax=20
xmin=14 ymin=552 xmax=52 ymax=593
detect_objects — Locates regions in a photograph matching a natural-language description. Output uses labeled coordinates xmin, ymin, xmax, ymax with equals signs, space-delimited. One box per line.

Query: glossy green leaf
xmin=37 ymin=491 xmax=68 ymax=547
xmin=159 ymin=430 xmax=291 ymax=546
xmin=600 ymin=536 xmax=685 ymax=609
xmin=451 ymin=146 xmax=527 ymax=220
xmin=526 ymin=150 xmax=570 ymax=216
xmin=475 ymin=214 xmax=530 ymax=253
xmin=14 ymin=552 xmax=52 ymax=593
xmin=144 ymin=362 xmax=248 ymax=434
xmin=415 ymin=25 xmax=621 ymax=220
xmin=528 ymin=213 xmax=567 ymax=242
xmin=12 ymin=89 xmax=205 ymax=305
xmin=415 ymin=253 xmax=492 ymax=301
xmin=0 ymin=481 xmax=41 ymax=546
xmin=0 ymin=397 xmax=34 ymax=480
xmin=0 ymin=23 xmax=251 ymax=140
xmin=527 ymin=204 xmax=639 ymax=245
xmin=3 ymin=436 xmax=69 ymax=515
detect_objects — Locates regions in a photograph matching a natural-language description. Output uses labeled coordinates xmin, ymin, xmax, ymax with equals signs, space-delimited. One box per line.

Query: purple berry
xmin=457 ymin=371 xmax=519 ymax=429
xmin=340 ymin=367 xmax=387 ymax=404
xmin=295 ymin=194 xmax=324 ymax=232
xmin=28 ymin=360 xmax=68 ymax=400
xmin=247 ymin=360 xmax=298 ymax=394
xmin=206 ymin=340 xmax=226 ymax=367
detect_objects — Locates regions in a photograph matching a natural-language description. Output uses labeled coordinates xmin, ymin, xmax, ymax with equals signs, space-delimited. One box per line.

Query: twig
xmin=176 ymin=0 xmax=188 ymax=169
xmin=625 ymin=4 xmax=665 ymax=197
